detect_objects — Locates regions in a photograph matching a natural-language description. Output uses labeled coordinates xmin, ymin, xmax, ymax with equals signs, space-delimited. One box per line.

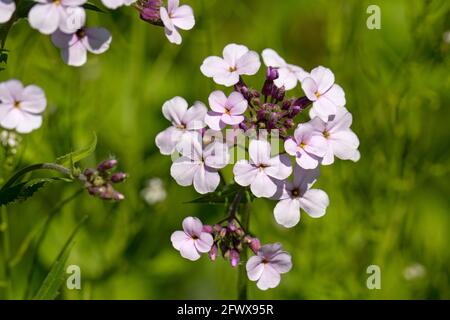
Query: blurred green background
xmin=0 ymin=0 xmax=449 ymax=299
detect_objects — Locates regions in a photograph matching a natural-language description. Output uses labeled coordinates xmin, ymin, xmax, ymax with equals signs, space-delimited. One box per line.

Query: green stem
xmin=1 ymin=206 xmax=12 ymax=298
xmin=237 ymin=201 xmax=250 ymax=300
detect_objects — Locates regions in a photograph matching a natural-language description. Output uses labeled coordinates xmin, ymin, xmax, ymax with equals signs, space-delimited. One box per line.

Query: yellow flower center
xmin=323 ymin=130 xmax=330 ymax=138
xmin=228 ymin=66 xmax=237 ymax=72
xmin=14 ymin=101 xmax=21 ymax=109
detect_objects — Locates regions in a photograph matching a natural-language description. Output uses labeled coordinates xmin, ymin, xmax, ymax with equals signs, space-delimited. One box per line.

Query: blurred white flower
xmin=403 ymin=263 xmax=426 ymax=281
xmin=141 ymin=178 xmax=167 ymax=205
xmin=0 ymin=0 xmax=15 ymax=23
xmin=0 ymin=130 xmax=21 ymax=154
xmin=443 ymin=31 xmax=450 ymax=44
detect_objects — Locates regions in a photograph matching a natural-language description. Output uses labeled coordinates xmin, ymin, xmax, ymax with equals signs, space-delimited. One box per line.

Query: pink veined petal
xmin=208 ymin=90 xmax=227 ymax=113
xmin=270 ymin=252 xmax=293 ymax=274
xmin=284 ymin=138 xmax=298 ymax=156
xmin=0 ymin=0 xmax=15 ymax=24
xmin=58 ymin=6 xmax=86 ymax=34
xmin=235 ymin=50 xmax=261 ymax=75
xmin=82 ymin=27 xmax=112 ymax=54
xmin=257 ymin=264 xmax=281 ymax=290
xmin=170 ymin=156 xmax=200 ymax=187
xmin=274 ymin=198 xmax=301 ymax=228
xmin=28 ymin=3 xmax=60 ymax=35
xmin=310 ymin=66 xmax=335 ymax=94
xmin=18 ymin=85 xmax=46 ymax=114
xmin=155 ymin=126 xmax=183 ymax=155
xmin=194 ymin=232 xmax=214 ymax=253
xmin=301 ymin=77 xmax=318 ymax=101
xmin=162 ymin=96 xmax=188 ymax=125
xmin=328 ymin=106 xmax=352 ymax=133
xmin=159 ymin=6 xmax=174 ymax=31
xmin=329 ymin=130 xmax=360 ymax=160
xmin=292 ymin=165 xmax=320 ymax=192
xmin=295 ymin=148 xmax=320 ymax=170
xmin=164 ymin=25 xmax=182 ymax=45
xmin=233 ymin=160 xmax=257 ymax=187
xmin=171 ymin=4 xmax=195 ymax=30
xmin=261 ymin=48 xmax=286 ymax=68
xmin=179 ymin=240 xmax=201 ymax=261
xmin=193 ymin=165 xmax=220 ymax=194
xmin=246 ymin=256 xmax=265 ymax=281
xmin=300 ymin=188 xmax=329 ymax=218
xmin=200 ymin=56 xmax=229 ymax=78
xmin=0 ymin=79 xmax=23 ymax=103
xmin=250 ymin=171 xmax=277 ymax=198
xmin=311 ymin=96 xmax=337 ymax=122
xmin=170 ymin=230 xmax=190 ymax=250
xmin=205 ymin=112 xmax=225 ymax=131
xmin=265 ymin=154 xmax=292 ymax=180
xmin=274 ymin=67 xmax=298 ymax=91
xmin=51 ymin=30 xmax=76 ymax=49
xmin=223 ymin=43 xmax=249 ymax=67
xmin=182 ymin=216 xmax=203 ymax=237
xmin=227 ymin=91 xmax=247 ymax=115
xmin=182 ymin=102 xmax=206 ymax=130
xmin=61 ymin=40 xmax=87 ymax=67
xmin=221 ymin=113 xmax=244 ymax=126
xmin=249 ymin=139 xmax=271 ymax=165
xmin=322 ymin=83 xmax=346 ymax=107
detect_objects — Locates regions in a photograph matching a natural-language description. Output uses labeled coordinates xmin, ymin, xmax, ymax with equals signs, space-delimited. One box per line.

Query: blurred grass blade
xmin=56 ymin=132 xmax=97 ymax=167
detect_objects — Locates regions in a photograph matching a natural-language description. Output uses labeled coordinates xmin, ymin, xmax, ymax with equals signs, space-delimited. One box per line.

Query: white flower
xmin=160 ymin=0 xmax=195 ymax=45
xmin=141 ymin=178 xmax=167 ymax=205
xmin=0 ymin=0 xmax=15 ymax=23
xmin=100 ymin=0 xmax=135 ymax=9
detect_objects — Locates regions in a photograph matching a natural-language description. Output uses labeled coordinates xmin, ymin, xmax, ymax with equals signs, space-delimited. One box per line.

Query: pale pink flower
xmin=262 ymin=48 xmax=308 ymax=91
xmin=0 ymin=0 xmax=15 ymax=23
xmin=273 ymin=166 xmax=329 ymax=228
xmin=171 ymin=216 xmax=214 ymax=261
xmin=170 ymin=133 xmax=229 ymax=194
xmin=246 ymin=243 xmax=292 ymax=291
xmin=284 ymin=119 xmax=328 ymax=169
xmin=204 ymin=90 xmax=247 ymax=130
xmin=28 ymin=0 xmax=86 ymax=35
xmin=51 ymin=28 xmax=112 ymax=67
xmin=233 ymin=139 xmax=292 ymax=198
xmin=301 ymin=66 xmax=346 ymax=121
xmin=310 ymin=106 xmax=360 ymax=165
xmin=101 ymin=0 xmax=135 ymax=9
xmin=0 ymin=79 xmax=46 ymax=134
xmin=155 ymin=97 xmax=207 ymax=155
xmin=160 ymin=0 xmax=195 ymax=45
xmin=200 ymin=43 xmax=261 ymax=87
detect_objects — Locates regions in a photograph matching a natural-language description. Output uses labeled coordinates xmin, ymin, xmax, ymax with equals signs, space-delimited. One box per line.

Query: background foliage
xmin=0 ymin=0 xmax=449 ymax=299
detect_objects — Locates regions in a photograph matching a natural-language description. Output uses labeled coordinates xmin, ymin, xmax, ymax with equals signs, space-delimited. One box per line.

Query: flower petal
xmin=329 ymin=130 xmax=360 ymax=160
xmin=310 ymin=66 xmax=335 ymax=94
xmin=171 ymin=4 xmax=195 ymax=30
xmin=170 ymin=156 xmax=199 ymax=186
xmin=223 ymin=43 xmax=249 ymax=67
xmin=246 ymin=256 xmax=264 ymax=281
xmin=227 ymin=91 xmax=247 ymax=115
xmin=193 ymin=165 xmax=220 ymax=194
xmin=170 ymin=230 xmax=189 ymax=250
xmin=257 ymin=264 xmax=281 ymax=290
xmin=265 ymin=154 xmax=292 ymax=180
xmin=311 ymin=96 xmax=337 ymax=122
xmin=274 ymin=198 xmax=301 ymax=228
xmin=300 ymin=188 xmax=329 ymax=218
xmin=82 ymin=27 xmax=112 ymax=54
xmin=251 ymin=171 xmax=277 ymax=198
xmin=301 ymin=77 xmax=318 ymax=101
xmin=179 ymin=240 xmax=201 ymax=261
xmin=18 ymin=85 xmax=47 ymax=114
xmin=249 ymin=139 xmax=271 ymax=165
xmin=60 ymin=39 xmax=87 ymax=67
xmin=194 ymin=232 xmax=214 ymax=253
xmin=182 ymin=216 xmax=203 ymax=237
xmin=200 ymin=56 xmax=229 ymax=78
xmin=28 ymin=3 xmax=60 ymax=35
xmin=182 ymin=102 xmax=206 ymax=130
xmin=162 ymin=96 xmax=188 ymax=125
xmin=270 ymin=252 xmax=293 ymax=274
xmin=155 ymin=126 xmax=183 ymax=155
xmin=233 ymin=160 xmax=257 ymax=187
xmin=261 ymin=48 xmax=286 ymax=68
xmin=0 ymin=0 xmax=15 ymax=24
xmin=236 ymin=51 xmax=261 ymax=75
xmin=205 ymin=112 xmax=225 ymax=130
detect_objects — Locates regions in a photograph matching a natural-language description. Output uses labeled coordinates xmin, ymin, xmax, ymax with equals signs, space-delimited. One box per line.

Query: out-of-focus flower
xmin=273 ymin=166 xmax=329 ymax=228
xmin=0 ymin=130 xmax=21 ymax=154
xmin=284 ymin=119 xmax=328 ymax=169
xmin=101 ymin=0 xmax=135 ymax=9
xmin=443 ymin=31 xmax=450 ymax=44
xmin=0 ymin=0 xmax=15 ymax=23
xmin=140 ymin=178 xmax=167 ymax=205
xmin=403 ymin=263 xmax=426 ymax=281
xmin=0 ymin=79 xmax=46 ymax=134
xmin=301 ymin=66 xmax=346 ymax=121
xmin=246 ymin=243 xmax=292 ymax=290
xmin=28 ymin=0 xmax=86 ymax=35
xmin=233 ymin=139 xmax=292 ymax=198
xmin=201 ymin=43 xmax=261 ymax=87
xmin=171 ymin=216 xmax=214 ymax=261
xmin=262 ymin=48 xmax=308 ymax=91
xmin=155 ymin=97 xmax=207 ymax=155
xmin=205 ymin=90 xmax=247 ymax=130
xmin=310 ymin=106 xmax=360 ymax=165
xmin=51 ymin=28 xmax=112 ymax=67
xmin=159 ymin=0 xmax=194 ymax=45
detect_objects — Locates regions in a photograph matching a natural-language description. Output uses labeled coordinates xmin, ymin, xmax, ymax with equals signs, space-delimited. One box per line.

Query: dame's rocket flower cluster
xmin=157 ymin=43 xmax=360 ymax=291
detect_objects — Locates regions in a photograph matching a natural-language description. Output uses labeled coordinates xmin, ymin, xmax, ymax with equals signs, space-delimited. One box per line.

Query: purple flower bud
xmin=292 ymin=96 xmax=312 ymax=111
xmin=140 ymin=0 xmax=162 ymax=24
xmin=209 ymin=244 xmax=218 ymax=261
xmin=219 ymin=228 xmax=227 ymax=238
xmin=249 ymin=238 xmax=261 ymax=254
xmin=235 ymin=228 xmax=245 ymax=237
xmin=282 ymin=99 xmax=293 ymax=110
xmin=266 ymin=67 xmax=279 ymax=81
xmin=202 ymin=224 xmax=213 ymax=234
xmin=274 ymin=86 xmax=286 ymax=101
xmin=257 ymin=108 xmax=267 ymax=121
xmin=230 ymin=249 xmax=240 ymax=268
xmin=228 ymin=222 xmax=237 ymax=232
xmin=213 ymin=224 xmax=223 ymax=232
xmin=97 ymin=159 xmax=118 ymax=171
xmin=284 ymin=118 xmax=294 ymax=129
xmin=111 ymin=172 xmax=128 ymax=183
xmin=288 ymin=105 xmax=301 ymax=118
xmin=262 ymin=80 xmax=273 ymax=97
xmin=239 ymin=122 xmax=248 ymax=131
xmin=112 ymin=192 xmax=125 ymax=201
xmin=84 ymin=168 xmax=95 ymax=179
xmin=87 ymin=186 xmax=102 ymax=196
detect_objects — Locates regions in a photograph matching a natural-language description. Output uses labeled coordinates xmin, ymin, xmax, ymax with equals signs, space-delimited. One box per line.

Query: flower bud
xmin=227 ymin=222 xmax=237 ymax=232
xmin=282 ymin=99 xmax=293 ymax=110
xmin=266 ymin=67 xmax=279 ymax=81
xmin=213 ymin=224 xmax=223 ymax=233
xmin=288 ymin=105 xmax=301 ymax=118
xmin=219 ymin=227 xmax=227 ymax=238
xmin=230 ymin=249 xmax=240 ymax=268
xmin=97 ymin=159 xmax=118 ymax=171
xmin=202 ymin=224 xmax=213 ymax=234
xmin=274 ymin=86 xmax=286 ymax=101
xmin=235 ymin=228 xmax=245 ymax=237
xmin=209 ymin=243 xmax=218 ymax=261
xmin=112 ymin=191 xmax=125 ymax=201
xmin=111 ymin=172 xmax=128 ymax=183
xmin=249 ymin=238 xmax=261 ymax=254
xmin=239 ymin=122 xmax=248 ymax=131
xmin=284 ymin=118 xmax=294 ymax=129
xmin=262 ymin=80 xmax=273 ymax=97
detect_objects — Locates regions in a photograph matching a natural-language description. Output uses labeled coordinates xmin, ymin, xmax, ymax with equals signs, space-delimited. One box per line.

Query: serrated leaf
xmin=187 ymin=184 xmax=252 ymax=204
xmin=56 ymin=133 xmax=97 ymax=167
xmin=0 ymin=177 xmax=71 ymax=207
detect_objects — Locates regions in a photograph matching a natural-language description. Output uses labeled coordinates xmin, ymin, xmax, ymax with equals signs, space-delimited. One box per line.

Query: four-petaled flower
xmin=233 ymin=139 xmax=292 ymax=198
xmin=246 ymin=243 xmax=292 ymax=290
xmin=205 ymin=90 xmax=247 ymax=130
xmin=0 ymin=79 xmax=47 ymax=134
xmin=301 ymin=66 xmax=346 ymax=122
xmin=0 ymin=0 xmax=15 ymax=23
xmin=101 ymin=0 xmax=135 ymax=10
xmin=160 ymin=0 xmax=195 ymax=45
xmin=200 ymin=43 xmax=261 ymax=87
xmin=171 ymin=216 xmax=214 ymax=261
xmin=273 ymin=166 xmax=329 ymax=228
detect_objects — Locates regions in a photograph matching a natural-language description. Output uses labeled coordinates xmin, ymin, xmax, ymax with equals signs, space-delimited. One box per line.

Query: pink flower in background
xmin=28 ymin=0 xmax=86 ymax=35
xmin=246 ymin=243 xmax=292 ymax=290
xmin=0 ymin=79 xmax=46 ymax=134
xmin=0 ymin=0 xmax=15 ymax=23
xmin=284 ymin=119 xmax=328 ymax=169
xmin=171 ymin=216 xmax=214 ymax=261
xmin=170 ymin=133 xmax=229 ymax=194
xmin=51 ymin=28 xmax=112 ymax=67
xmin=262 ymin=48 xmax=308 ymax=91
xmin=233 ymin=139 xmax=292 ymax=198
xmin=160 ymin=0 xmax=195 ymax=45
xmin=310 ymin=106 xmax=360 ymax=165
xmin=101 ymin=0 xmax=135 ymax=9
xmin=205 ymin=91 xmax=247 ymax=130
xmin=155 ymin=97 xmax=207 ymax=155
xmin=200 ymin=43 xmax=261 ymax=86
xmin=301 ymin=66 xmax=346 ymax=121
xmin=273 ymin=166 xmax=329 ymax=228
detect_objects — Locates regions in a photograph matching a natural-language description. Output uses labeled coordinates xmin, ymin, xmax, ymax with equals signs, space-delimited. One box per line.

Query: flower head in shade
xmin=171 ymin=216 xmax=214 ymax=261
xmin=101 ymin=0 xmax=135 ymax=9
xmin=155 ymin=97 xmax=206 ymax=155
xmin=200 ymin=43 xmax=261 ymax=87
xmin=246 ymin=243 xmax=292 ymax=290
xmin=301 ymin=66 xmax=346 ymax=121
xmin=0 ymin=0 xmax=15 ymax=23
xmin=233 ymin=139 xmax=292 ymax=198
xmin=284 ymin=119 xmax=328 ymax=169
xmin=262 ymin=48 xmax=308 ymax=91
xmin=28 ymin=0 xmax=86 ymax=35
xmin=205 ymin=91 xmax=247 ymax=130
xmin=170 ymin=132 xmax=229 ymax=194
xmin=51 ymin=28 xmax=112 ymax=67
xmin=0 ymin=79 xmax=46 ymax=134
xmin=273 ymin=166 xmax=329 ymax=228
xmin=159 ymin=0 xmax=195 ymax=45
xmin=310 ymin=106 xmax=360 ymax=165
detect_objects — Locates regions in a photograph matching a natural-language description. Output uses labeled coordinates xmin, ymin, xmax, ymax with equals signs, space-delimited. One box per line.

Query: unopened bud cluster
xmin=83 ymin=159 xmax=127 ymax=201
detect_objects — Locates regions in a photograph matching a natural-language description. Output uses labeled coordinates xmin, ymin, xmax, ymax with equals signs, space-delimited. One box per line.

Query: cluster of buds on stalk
xmin=83 ymin=159 xmax=127 ymax=201
xmin=135 ymin=0 xmax=163 ymax=26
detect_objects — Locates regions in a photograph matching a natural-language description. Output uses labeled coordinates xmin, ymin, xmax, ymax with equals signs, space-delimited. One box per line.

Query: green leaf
xmin=84 ymin=2 xmax=106 ymax=13
xmin=56 ymin=132 xmax=97 ymax=168
xmin=33 ymin=216 xmax=87 ymax=300
xmin=187 ymin=184 xmax=252 ymax=205
xmin=0 ymin=177 xmax=71 ymax=207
